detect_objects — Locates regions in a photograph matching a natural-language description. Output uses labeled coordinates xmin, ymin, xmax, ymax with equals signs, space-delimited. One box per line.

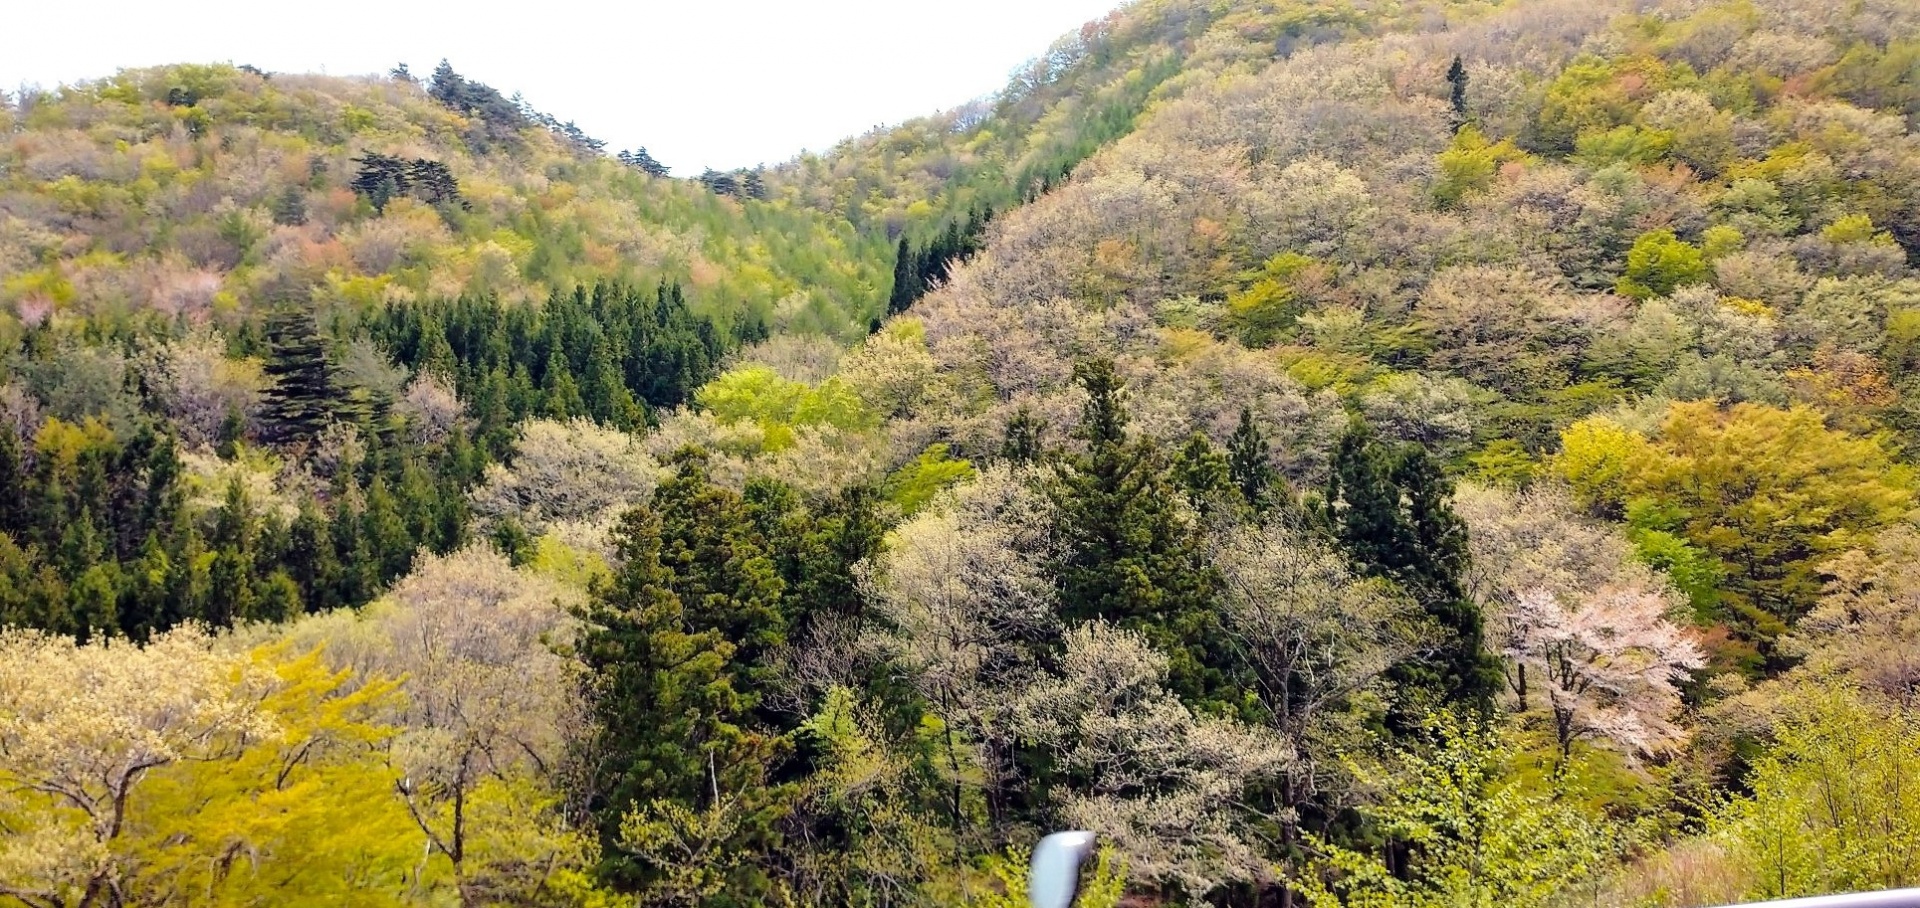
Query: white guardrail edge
xmin=1026 ymin=832 xmax=1920 ymax=908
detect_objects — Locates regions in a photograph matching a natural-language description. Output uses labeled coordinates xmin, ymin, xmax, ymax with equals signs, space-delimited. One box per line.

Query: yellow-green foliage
xmin=695 ymin=364 xmax=876 ymax=448
xmin=884 ymin=443 xmax=978 ymax=515
xmin=1557 ymin=402 xmax=1914 ymax=619
xmin=1710 ymin=686 xmax=1920 ymax=900
xmin=1535 ymin=55 xmax=1694 ymax=155
xmin=1434 ymin=126 xmax=1529 ymax=207
xmin=1227 ymin=252 xmax=1318 ymax=346
xmin=1616 ymin=229 xmax=1708 ymax=299
xmin=1299 ymin=713 xmax=1622 ymax=908
xmin=126 ymin=646 xmax=424 ymax=903
xmin=531 ymin=532 xmax=613 ymax=588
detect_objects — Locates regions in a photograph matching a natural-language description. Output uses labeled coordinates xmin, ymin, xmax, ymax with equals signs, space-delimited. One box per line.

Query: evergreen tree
xmin=1001 ymin=406 xmax=1046 ymax=464
xmin=406 ymin=158 xmax=466 ymax=210
xmin=1447 ymin=55 xmax=1470 ymax=129
xmin=1322 ymin=419 xmax=1497 ymax=708
xmin=576 ymin=505 xmax=791 ymax=894
xmin=68 ymin=564 xmax=119 ymax=642
xmin=56 ymin=511 xmax=106 ymax=588
xmin=269 ymin=184 xmax=307 ymax=226
xmin=330 ymin=487 xmax=375 ymax=607
xmin=160 ymin=510 xmax=209 ymax=629
xmin=205 ymin=477 xmax=257 ymax=627
xmin=260 ymin=306 xmax=336 ymax=446
xmin=428 ymin=60 xmax=465 ymax=109
xmin=1049 ymin=359 xmax=1226 ymax=707
xmin=650 ymin=449 xmax=787 ymax=683
xmin=215 ymin=406 xmax=247 ymax=458
xmin=1227 ymin=407 xmax=1279 ymax=511
xmin=124 ymin=533 xmax=171 ymax=638
xmin=618 ymin=147 xmax=670 ymax=178
xmin=888 ymin=237 xmax=915 ymax=315
xmin=349 ymin=152 xmax=410 ymax=213
xmin=285 ymin=502 xmax=340 ymax=613
xmin=699 ymin=169 xmax=742 ymax=197
xmin=1170 ymin=431 xmax=1236 ymax=516
xmin=361 ymin=476 xmax=413 ymax=586
xmin=0 ymin=425 xmax=25 ymax=536
xmin=747 ymin=480 xmax=888 ymax=636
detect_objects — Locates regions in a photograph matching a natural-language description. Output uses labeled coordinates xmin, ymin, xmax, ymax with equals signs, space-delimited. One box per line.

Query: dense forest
xmin=5 ymin=0 xmax=1920 ymax=904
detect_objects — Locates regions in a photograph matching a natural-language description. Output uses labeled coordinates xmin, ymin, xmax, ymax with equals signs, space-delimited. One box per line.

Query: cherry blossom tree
xmin=1501 ymin=585 xmax=1704 ymax=760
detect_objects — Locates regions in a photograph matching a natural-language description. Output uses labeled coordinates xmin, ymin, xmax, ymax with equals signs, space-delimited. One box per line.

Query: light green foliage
xmin=1534 ymin=55 xmax=1688 ymax=155
xmin=972 ymin=845 xmax=1127 ymax=908
xmin=0 ymin=63 xmax=891 ymax=336
xmin=1627 ymin=526 xmax=1725 ymax=618
xmin=1700 ymin=225 xmax=1745 ymax=260
xmin=1558 ymin=402 xmax=1913 ymax=624
xmin=885 ymin=443 xmax=978 ymax=516
xmin=1226 ymin=252 xmax=1317 ymax=347
xmin=14 ymin=0 xmax=1920 ymax=902
xmin=1617 ymin=230 xmax=1708 ymax=300
xmin=531 ymin=531 xmax=613 ymax=588
xmin=1712 ymin=686 xmax=1920 ymax=899
xmin=1299 ymin=713 xmax=1621 ymax=908
xmin=1435 ymin=126 xmax=1529 ymax=207
xmin=1821 ymin=213 xmax=1896 ymax=246
xmin=695 ymin=365 xmax=876 ymax=448
xmin=1572 ymin=125 xmax=1674 ymax=168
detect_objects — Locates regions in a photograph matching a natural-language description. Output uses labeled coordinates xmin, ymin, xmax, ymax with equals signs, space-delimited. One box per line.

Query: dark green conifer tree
xmin=205 ymin=477 xmax=257 ymax=627
xmin=125 ymin=533 xmax=172 ymax=638
xmin=1170 ymin=431 xmax=1237 ymax=517
xmin=650 ymin=449 xmax=787 ymax=683
xmin=286 ymin=501 xmax=340 ymax=613
xmin=161 ymin=510 xmax=209 ymax=628
xmin=1000 ymin=406 xmax=1047 ymax=464
xmin=1227 ymin=407 xmax=1280 ymax=511
xmin=576 ymin=505 xmax=790 ymax=895
xmin=69 ymin=564 xmax=120 ymax=642
xmin=888 ymin=237 xmax=916 ymax=315
xmin=361 ymin=476 xmax=413 ymax=586
xmin=0 ymin=425 xmax=25 ymax=535
xmin=1322 ymin=419 xmax=1497 ymax=709
xmin=349 ymin=152 xmax=409 ymax=213
xmin=260 ymin=306 xmax=336 ymax=446
xmin=1447 ymin=55 xmax=1470 ymax=129
xmin=1049 ymin=359 xmax=1225 ymax=707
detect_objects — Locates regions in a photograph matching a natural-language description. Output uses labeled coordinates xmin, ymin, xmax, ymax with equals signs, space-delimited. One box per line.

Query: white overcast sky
xmin=5 ymin=0 xmax=1122 ymax=172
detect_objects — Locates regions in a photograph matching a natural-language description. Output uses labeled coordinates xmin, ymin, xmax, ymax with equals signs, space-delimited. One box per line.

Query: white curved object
xmin=1029 ymin=831 xmax=1099 ymax=908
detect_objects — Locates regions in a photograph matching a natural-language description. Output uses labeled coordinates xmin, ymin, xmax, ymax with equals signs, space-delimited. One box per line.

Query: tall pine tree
xmin=1049 ymin=359 xmax=1227 ymax=708
xmin=260 ymin=306 xmax=336 ymax=446
xmin=576 ymin=504 xmax=792 ymax=895
xmin=1322 ymin=419 xmax=1497 ymax=709
xmin=1447 ymin=55 xmax=1470 ymax=129
xmin=1227 ymin=407 xmax=1280 ymax=511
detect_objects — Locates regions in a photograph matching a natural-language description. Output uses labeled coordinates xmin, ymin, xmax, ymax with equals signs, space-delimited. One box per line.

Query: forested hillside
xmin=0 ymin=62 xmax=890 ymax=337
xmin=6 ymin=0 xmax=1920 ymax=904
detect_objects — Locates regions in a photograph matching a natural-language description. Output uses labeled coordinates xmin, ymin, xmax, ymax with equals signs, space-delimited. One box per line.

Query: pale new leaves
xmin=0 ymin=625 xmax=274 ymax=905
xmin=1016 ymin=623 xmax=1292 ymax=895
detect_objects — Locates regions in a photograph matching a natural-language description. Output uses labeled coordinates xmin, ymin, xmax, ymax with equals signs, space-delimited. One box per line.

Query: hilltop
xmin=0 ymin=62 xmax=889 ymax=338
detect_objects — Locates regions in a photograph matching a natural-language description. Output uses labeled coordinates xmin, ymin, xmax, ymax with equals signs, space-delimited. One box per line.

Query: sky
xmin=5 ymin=0 xmax=1124 ymax=172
